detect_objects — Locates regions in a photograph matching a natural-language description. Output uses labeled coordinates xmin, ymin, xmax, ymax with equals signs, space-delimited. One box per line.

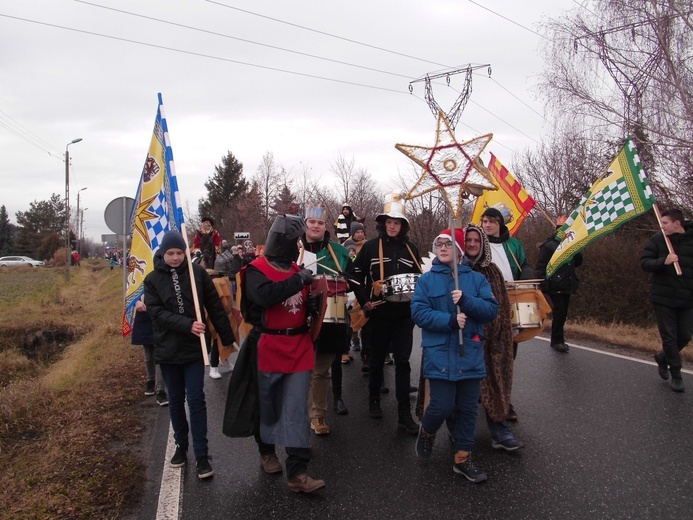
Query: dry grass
xmin=564 ymin=319 xmax=693 ymax=362
xmin=0 ymin=262 xmax=146 ymax=520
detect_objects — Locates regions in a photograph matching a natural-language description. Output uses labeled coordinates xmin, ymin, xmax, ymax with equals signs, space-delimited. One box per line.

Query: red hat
xmin=434 ymin=228 xmax=465 ymax=257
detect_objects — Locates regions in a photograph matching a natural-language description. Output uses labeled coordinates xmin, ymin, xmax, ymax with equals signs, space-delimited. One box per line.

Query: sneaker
xmin=144 ymin=381 xmax=156 ymax=396
xmin=341 ymin=354 xmax=351 ymax=364
xmin=209 ymin=367 xmax=222 ymax=380
xmin=369 ymin=399 xmax=383 ymax=419
xmin=310 ymin=417 xmax=330 ymax=435
xmin=156 ymin=392 xmax=169 ymax=407
xmin=288 ymin=473 xmax=326 ymax=494
xmin=398 ymin=412 xmax=419 ymax=435
xmin=453 ymin=451 xmax=487 ymax=483
xmin=491 ymin=436 xmax=524 ymax=452
xmin=654 ymin=354 xmax=669 ymax=380
xmin=351 ymin=339 xmax=361 ymax=352
xmin=384 ymin=354 xmax=394 ymax=365
xmin=170 ymin=445 xmax=187 ymax=468
xmin=260 ymin=453 xmax=283 ymax=474
xmin=196 ymin=456 xmax=214 ymax=479
xmin=415 ymin=425 xmax=436 ymax=461
xmin=507 ymin=404 xmax=518 ymax=422
xmin=671 ymin=378 xmax=685 ymax=393
xmin=551 ymin=342 xmax=569 ymax=353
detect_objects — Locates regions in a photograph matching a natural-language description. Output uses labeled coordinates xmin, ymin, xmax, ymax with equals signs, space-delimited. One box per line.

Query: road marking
xmin=156 ymin=427 xmax=182 ymax=520
xmin=535 ymin=336 xmax=693 ymax=375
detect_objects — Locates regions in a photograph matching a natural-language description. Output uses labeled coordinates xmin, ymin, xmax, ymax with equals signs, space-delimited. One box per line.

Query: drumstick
xmin=314 ymin=261 xmax=361 ymax=285
xmin=316 ymin=261 xmax=361 ymax=286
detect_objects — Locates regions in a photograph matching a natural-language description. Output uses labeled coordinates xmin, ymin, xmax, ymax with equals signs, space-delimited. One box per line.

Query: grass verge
xmin=0 ymin=263 xmax=146 ymax=520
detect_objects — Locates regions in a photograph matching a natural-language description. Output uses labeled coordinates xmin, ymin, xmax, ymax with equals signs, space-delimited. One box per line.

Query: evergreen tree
xmin=198 ymin=151 xmax=248 ymax=220
xmin=0 ymin=205 xmax=14 ymax=255
xmin=14 ymin=194 xmax=67 ymax=259
xmin=271 ymin=184 xmax=298 ymax=217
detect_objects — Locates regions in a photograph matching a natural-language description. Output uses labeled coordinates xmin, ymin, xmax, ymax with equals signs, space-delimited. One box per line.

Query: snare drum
xmin=504 ymin=280 xmax=551 ymax=342
xmin=382 ymin=273 xmax=420 ymax=303
xmin=312 ymin=274 xmax=349 ymax=324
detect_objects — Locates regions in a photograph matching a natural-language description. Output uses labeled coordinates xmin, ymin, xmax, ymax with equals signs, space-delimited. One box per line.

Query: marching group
xmin=131 ymin=198 xmax=693 ymax=493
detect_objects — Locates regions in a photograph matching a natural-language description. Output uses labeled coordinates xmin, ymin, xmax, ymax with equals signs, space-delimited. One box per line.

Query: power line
xmin=0 ymin=13 xmax=407 ymax=95
xmin=467 ymin=0 xmax=549 ymax=40
xmin=204 ymin=0 xmax=451 ymax=68
xmin=75 ymin=0 xmax=420 ymax=82
xmin=0 ymin=110 xmax=63 ymax=160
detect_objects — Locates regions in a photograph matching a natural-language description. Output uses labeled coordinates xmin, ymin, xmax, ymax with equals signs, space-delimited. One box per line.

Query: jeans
xmin=422 ymin=378 xmax=482 ymax=453
xmin=368 ymin=315 xmax=414 ymax=405
xmin=653 ymin=304 xmax=693 ymax=375
xmin=160 ymin=358 xmax=208 ymax=459
xmin=143 ymin=344 xmax=165 ymax=393
xmin=549 ymin=293 xmax=571 ymax=345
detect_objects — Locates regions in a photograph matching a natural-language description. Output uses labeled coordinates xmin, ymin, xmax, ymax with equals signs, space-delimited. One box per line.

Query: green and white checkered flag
xmin=547 ymin=136 xmax=656 ymax=277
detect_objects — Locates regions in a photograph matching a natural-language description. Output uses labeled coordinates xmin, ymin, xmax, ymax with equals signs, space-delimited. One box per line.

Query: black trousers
xmin=653 ymin=304 xmax=693 ymax=374
xmin=368 ymin=314 xmax=414 ymax=407
xmin=548 ymin=293 xmax=571 ymax=345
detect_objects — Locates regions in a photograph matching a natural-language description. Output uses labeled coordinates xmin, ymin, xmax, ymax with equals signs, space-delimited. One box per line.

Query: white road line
xmin=156 ymin=426 xmax=182 ymax=520
xmin=535 ymin=336 xmax=693 ymax=375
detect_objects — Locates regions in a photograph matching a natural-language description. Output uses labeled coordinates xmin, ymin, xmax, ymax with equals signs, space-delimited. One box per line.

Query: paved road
xmin=137 ymin=333 xmax=693 ymax=520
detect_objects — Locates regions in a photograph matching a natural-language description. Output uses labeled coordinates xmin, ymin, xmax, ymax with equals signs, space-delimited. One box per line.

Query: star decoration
xmin=132 ymin=195 xmax=159 ymax=247
xmin=395 ymin=111 xmax=496 ymax=217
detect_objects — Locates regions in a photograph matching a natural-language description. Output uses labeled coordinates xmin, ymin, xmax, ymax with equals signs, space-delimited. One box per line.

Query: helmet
xmin=264 ymin=214 xmax=307 ymax=260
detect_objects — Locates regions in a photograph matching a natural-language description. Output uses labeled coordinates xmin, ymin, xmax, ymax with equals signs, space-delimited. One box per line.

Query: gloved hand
xmin=307 ymin=293 xmax=321 ymax=315
xmin=297 ymin=268 xmax=314 ymax=285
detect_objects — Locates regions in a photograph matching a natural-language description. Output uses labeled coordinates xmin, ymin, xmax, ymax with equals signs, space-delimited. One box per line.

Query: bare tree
xmin=254 ymin=151 xmax=282 ymax=238
xmin=539 ymin=0 xmax=693 ymax=207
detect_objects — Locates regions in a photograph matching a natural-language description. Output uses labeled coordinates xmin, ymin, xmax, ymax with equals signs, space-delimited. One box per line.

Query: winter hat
xmin=481 ymin=207 xmax=505 ymax=225
xmin=201 ymin=216 xmax=215 ymax=227
xmin=159 ymin=230 xmax=187 ymax=254
xmin=343 ymin=239 xmax=357 ymax=252
xmin=350 ymin=221 xmax=365 ymax=235
xmin=433 ymin=228 xmax=465 ymax=258
xmin=231 ymin=246 xmax=238 ymax=253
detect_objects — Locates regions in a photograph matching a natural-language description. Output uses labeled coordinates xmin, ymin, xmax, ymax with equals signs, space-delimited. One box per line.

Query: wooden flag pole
xmin=653 ymin=204 xmax=683 ymax=276
xmin=181 ymin=222 xmax=210 ymax=365
xmin=448 ymin=213 xmax=464 ymax=354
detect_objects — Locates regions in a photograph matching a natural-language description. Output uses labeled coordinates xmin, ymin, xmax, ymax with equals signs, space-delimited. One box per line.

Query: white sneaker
xmin=209 ymin=367 xmax=221 ymax=380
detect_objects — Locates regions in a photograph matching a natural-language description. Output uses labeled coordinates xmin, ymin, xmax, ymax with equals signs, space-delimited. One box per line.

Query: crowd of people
xmin=130 ymin=199 xmax=692 ymax=491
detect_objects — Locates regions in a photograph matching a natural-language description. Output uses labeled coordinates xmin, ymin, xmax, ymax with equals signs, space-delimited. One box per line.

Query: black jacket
xmin=535 ymin=233 xmax=583 ymax=294
xmin=144 ymin=253 xmax=234 ymax=364
xmin=641 ymin=222 xmax=693 ymax=308
xmin=353 ymin=229 xmax=421 ymax=319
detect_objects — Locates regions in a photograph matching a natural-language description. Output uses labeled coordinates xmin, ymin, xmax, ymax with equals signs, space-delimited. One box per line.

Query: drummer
xmin=299 ymin=203 xmax=356 ymax=434
xmin=353 ymin=193 xmax=422 ymax=434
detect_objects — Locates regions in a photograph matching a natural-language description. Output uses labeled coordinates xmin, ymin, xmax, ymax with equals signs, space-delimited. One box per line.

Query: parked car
xmin=0 ymin=256 xmax=45 ymax=268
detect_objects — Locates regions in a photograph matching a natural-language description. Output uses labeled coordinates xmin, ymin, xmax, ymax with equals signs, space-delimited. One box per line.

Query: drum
xmin=312 ymin=275 xmax=349 ymax=324
xmin=382 ymin=273 xmax=420 ymax=303
xmin=504 ymin=280 xmax=551 ymax=342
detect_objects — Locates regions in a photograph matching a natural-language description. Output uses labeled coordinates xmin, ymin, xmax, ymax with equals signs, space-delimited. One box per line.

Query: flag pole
xmin=652 ymin=204 xmax=683 ymax=276
xmin=181 ymin=222 xmax=210 ymax=365
xmin=533 ymin=202 xmax=558 ymax=227
xmin=448 ymin=211 xmax=464 ymax=355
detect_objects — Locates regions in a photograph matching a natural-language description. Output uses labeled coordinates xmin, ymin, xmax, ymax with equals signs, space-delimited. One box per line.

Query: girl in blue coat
xmin=411 ymin=228 xmax=498 ymax=483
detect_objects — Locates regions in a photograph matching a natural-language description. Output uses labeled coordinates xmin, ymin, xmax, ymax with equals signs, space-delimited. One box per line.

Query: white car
xmin=0 ymin=256 xmax=46 ymax=268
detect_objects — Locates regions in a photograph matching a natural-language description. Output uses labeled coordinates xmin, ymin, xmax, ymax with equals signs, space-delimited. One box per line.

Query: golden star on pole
xmin=396 ymin=111 xmax=496 ymax=217
xmin=132 ymin=195 xmax=159 ymax=247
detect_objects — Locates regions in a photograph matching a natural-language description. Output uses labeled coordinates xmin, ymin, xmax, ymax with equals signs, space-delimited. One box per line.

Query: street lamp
xmin=80 ymin=208 xmax=88 ymax=259
xmin=65 ymin=138 xmax=83 ymax=282
xmin=76 ymin=187 xmax=87 ymax=261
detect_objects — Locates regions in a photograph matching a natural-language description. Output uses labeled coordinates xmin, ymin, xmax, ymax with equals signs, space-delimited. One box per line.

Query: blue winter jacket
xmin=411 ymin=259 xmax=498 ymax=381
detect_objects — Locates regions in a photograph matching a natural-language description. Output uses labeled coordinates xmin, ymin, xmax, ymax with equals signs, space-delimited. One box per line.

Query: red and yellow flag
xmin=471 ymin=153 xmax=535 ymax=236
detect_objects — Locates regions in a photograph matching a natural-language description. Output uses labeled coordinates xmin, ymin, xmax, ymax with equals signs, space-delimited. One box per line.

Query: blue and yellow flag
xmin=122 ymin=93 xmax=185 ymax=336
xmin=547 ymin=136 xmax=655 ymax=277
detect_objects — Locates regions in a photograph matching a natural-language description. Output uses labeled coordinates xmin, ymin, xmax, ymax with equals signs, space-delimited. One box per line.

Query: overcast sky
xmin=0 ymin=0 xmax=580 ymax=242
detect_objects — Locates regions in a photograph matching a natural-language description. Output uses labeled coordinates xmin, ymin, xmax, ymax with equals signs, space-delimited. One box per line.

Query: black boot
xmin=369 ymin=398 xmax=383 ymax=418
xmin=397 ymin=402 xmax=419 ymax=435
